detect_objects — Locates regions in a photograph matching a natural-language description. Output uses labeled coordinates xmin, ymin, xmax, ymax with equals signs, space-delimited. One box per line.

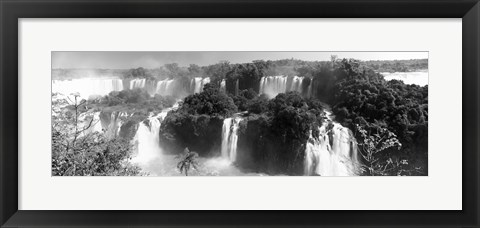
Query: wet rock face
xmin=119 ymin=119 xmax=140 ymax=140
xmin=98 ymin=109 xmax=149 ymax=141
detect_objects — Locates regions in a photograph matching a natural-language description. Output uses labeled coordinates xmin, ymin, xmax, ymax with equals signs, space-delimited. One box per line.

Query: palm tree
xmin=176 ymin=147 xmax=199 ymax=176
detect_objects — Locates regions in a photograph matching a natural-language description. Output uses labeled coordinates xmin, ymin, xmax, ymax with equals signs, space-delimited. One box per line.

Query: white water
xmin=156 ymin=79 xmax=175 ymax=96
xmin=381 ymin=71 xmax=428 ymax=86
xmin=306 ymin=80 xmax=313 ymax=98
xmin=52 ymin=78 xmax=123 ymax=100
xmin=76 ymin=110 xmax=127 ymax=138
xmin=130 ymin=103 xmax=179 ymax=168
xmin=304 ymin=113 xmax=359 ymax=176
xmin=91 ymin=112 xmax=103 ymax=133
xmin=259 ymin=76 xmax=308 ymax=98
xmin=221 ymin=117 xmax=243 ymax=162
xmin=220 ymin=79 xmax=226 ymax=93
xmin=129 ymin=105 xmax=254 ymax=176
xmin=130 ymin=114 xmax=164 ymax=165
xmin=290 ymin=76 xmax=303 ymax=92
xmin=259 ymin=76 xmax=287 ymax=98
xmin=101 ymin=112 xmax=128 ymax=138
xmin=129 ymin=78 xmax=146 ymax=89
xmin=191 ymin=77 xmax=211 ymax=93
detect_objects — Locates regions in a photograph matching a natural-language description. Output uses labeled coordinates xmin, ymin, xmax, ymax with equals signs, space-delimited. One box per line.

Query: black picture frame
xmin=1 ymin=0 xmax=479 ymax=227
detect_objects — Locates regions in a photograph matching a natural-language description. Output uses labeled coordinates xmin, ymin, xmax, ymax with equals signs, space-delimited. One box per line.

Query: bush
xmin=232 ymin=88 xmax=258 ymax=111
xmin=179 ymin=83 xmax=237 ymax=117
xmin=52 ymin=95 xmax=141 ymax=176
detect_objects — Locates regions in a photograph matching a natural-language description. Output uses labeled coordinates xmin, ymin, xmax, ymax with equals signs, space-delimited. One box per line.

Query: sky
xmin=52 ymin=51 xmax=428 ymax=69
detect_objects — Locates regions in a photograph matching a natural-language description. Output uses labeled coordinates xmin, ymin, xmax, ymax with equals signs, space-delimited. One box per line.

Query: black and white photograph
xmin=51 ymin=51 xmax=428 ymax=176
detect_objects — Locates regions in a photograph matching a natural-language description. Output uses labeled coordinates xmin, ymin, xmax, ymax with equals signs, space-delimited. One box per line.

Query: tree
xmin=355 ymin=124 xmax=403 ymax=176
xmin=52 ymin=94 xmax=141 ymax=176
xmin=180 ymin=83 xmax=238 ymax=117
xmin=164 ymin=63 xmax=182 ymax=77
xmin=246 ymin=94 xmax=269 ymax=114
xmin=188 ymin=64 xmax=203 ymax=76
xmin=204 ymin=61 xmax=231 ymax=84
xmin=232 ymin=88 xmax=258 ymax=111
xmin=176 ymin=148 xmax=199 ymax=176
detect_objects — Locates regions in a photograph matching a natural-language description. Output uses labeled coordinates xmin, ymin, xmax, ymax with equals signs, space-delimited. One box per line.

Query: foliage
xmin=123 ymin=67 xmax=156 ymax=81
xmin=331 ymin=60 xmax=428 ymax=175
xmin=176 ymin=148 xmax=200 ymax=176
xmin=266 ymin=92 xmax=326 ymax=141
xmin=203 ymin=61 xmax=232 ymax=87
xmin=362 ymin=59 xmax=428 ymax=73
xmin=355 ymin=124 xmax=403 ymax=176
xmin=231 ymin=88 xmax=258 ymax=111
xmin=100 ymin=88 xmax=176 ymax=111
xmin=332 ymin=68 xmax=428 ymax=152
xmin=225 ymin=63 xmax=265 ymax=94
xmin=53 ymin=56 xmax=429 ymax=176
xmin=233 ymin=92 xmax=328 ymax=174
xmin=52 ymin=95 xmax=141 ymax=176
xmin=246 ymin=94 xmax=270 ymax=114
xmin=164 ymin=63 xmax=187 ymax=78
xmin=177 ymin=83 xmax=238 ymax=117
xmin=159 ymin=84 xmax=235 ymax=156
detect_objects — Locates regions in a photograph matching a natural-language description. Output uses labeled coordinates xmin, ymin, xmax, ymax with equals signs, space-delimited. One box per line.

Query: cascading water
xmin=130 ymin=103 xmax=179 ymax=166
xmin=156 ymin=79 xmax=175 ymax=96
xmin=304 ymin=112 xmax=359 ymax=176
xmin=91 ymin=112 xmax=103 ymax=133
xmin=221 ymin=117 xmax=243 ymax=162
xmin=259 ymin=76 xmax=307 ymax=98
xmin=100 ymin=111 xmax=128 ymax=138
xmin=289 ymin=76 xmax=303 ymax=92
xmin=220 ymin=79 xmax=226 ymax=93
xmin=129 ymin=78 xmax=146 ymax=89
xmin=190 ymin=77 xmax=211 ymax=93
xmin=259 ymin=76 xmax=287 ymax=98
xmin=52 ymin=78 xmax=123 ymax=100
xmin=130 ymin=114 xmax=163 ymax=165
xmin=306 ymin=81 xmax=313 ymax=98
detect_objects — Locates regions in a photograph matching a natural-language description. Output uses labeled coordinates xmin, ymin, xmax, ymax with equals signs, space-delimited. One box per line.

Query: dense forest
xmin=362 ymin=59 xmax=428 ymax=72
xmin=52 ymin=58 xmax=427 ymax=79
xmin=52 ymin=57 xmax=428 ymax=176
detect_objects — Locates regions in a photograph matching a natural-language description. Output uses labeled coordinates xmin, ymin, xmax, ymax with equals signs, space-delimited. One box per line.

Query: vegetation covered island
xmin=52 ymin=57 xmax=428 ymax=176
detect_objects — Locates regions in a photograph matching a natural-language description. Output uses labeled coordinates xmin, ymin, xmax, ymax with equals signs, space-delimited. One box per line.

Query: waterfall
xmin=130 ymin=103 xmax=179 ymax=165
xmin=52 ymin=78 xmax=123 ymax=99
xmin=221 ymin=117 xmax=242 ymax=162
xmin=145 ymin=80 xmax=158 ymax=97
xmin=156 ymin=79 xmax=175 ymax=96
xmin=129 ymin=78 xmax=146 ymax=89
xmin=259 ymin=76 xmax=287 ymax=98
xmin=99 ymin=111 xmax=128 ymax=138
xmin=220 ymin=79 xmax=226 ymax=93
xmin=130 ymin=114 xmax=163 ymax=165
xmin=259 ymin=76 xmax=307 ymax=98
xmin=190 ymin=77 xmax=211 ymax=93
xmin=306 ymin=80 xmax=313 ymax=98
xmin=289 ymin=76 xmax=303 ymax=93
xmin=202 ymin=77 xmax=211 ymax=90
xmin=91 ymin=112 xmax=103 ymax=133
xmin=304 ymin=113 xmax=359 ymax=176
